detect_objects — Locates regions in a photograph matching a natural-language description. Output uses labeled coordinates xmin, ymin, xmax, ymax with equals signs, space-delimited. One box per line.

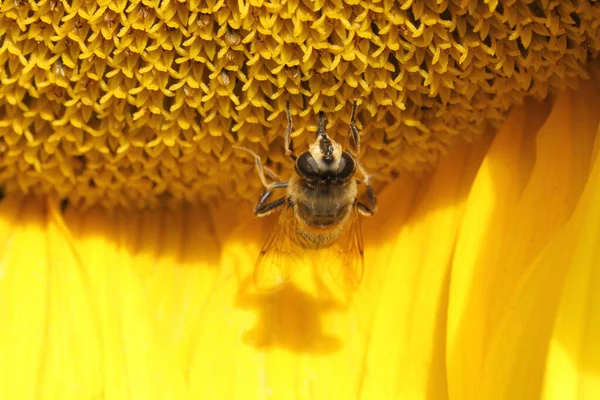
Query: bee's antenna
xmin=317 ymin=110 xmax=327 ymax=137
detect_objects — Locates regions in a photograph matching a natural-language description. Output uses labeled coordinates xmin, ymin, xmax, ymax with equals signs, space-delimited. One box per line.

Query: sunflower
xmin=1 ymin=0 xmax=600 ymax=399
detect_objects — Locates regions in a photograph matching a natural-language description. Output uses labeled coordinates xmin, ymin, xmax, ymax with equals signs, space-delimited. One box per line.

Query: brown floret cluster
xmin=0 ymin=0 xmax=598 ymax=208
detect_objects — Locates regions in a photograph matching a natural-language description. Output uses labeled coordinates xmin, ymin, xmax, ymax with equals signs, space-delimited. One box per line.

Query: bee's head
xmin=295 ymin=111 xmax=356 ymax=183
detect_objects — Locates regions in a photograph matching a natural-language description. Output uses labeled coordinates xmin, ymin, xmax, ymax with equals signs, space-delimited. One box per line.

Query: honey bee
xmin=235 ymin=101 xmax=377 ymax=292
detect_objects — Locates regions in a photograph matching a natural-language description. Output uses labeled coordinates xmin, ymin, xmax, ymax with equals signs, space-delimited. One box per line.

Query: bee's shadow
xmin=234 ymin=276 xmax=345 ymax=354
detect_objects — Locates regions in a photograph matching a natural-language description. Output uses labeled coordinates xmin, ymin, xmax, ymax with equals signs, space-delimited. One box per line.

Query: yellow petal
xmin=542 ymin=121 xmax=600 ymax=400
xmin=359 ymin=138 xmax=491 ymax=399
xmin=0 ymin=199 xmax=191 ymax=400
xmin=0 ymin=198 xmax=102 ymax=400
xmin=447 ymin=98 xmax=549 ymax=399
xmin=479 ymin=115 xmax=600 ymax=400
xmin=448 ymin=77 xmax=600 ymax=399
xmin=67 ymin=206 xmax=192 ymax=400
xmin=0 ymin=198 xmax=51 ymax=400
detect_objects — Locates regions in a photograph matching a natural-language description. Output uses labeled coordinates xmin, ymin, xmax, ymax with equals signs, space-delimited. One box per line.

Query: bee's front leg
xmin=233 ymin=145 xmax=289 ymax=217
xmin=353 ymin=158 xmax=377 ymax=216
xmin=284 ymin=101 xmax=297 ymax=161
xmin=356 ymin=187 xmax=376 ymax=216
xmin=346 ymin=100 xmax=361 ymax=157
xmin=356 ymin=179 xmax=377 ymax=216
xmin=254 ymin=187 xmax=288 ymax=217
xmin=233 ymin=146 xmax=282 ymax=188
xmin=355 ymin=174 xmax=377 ymax=216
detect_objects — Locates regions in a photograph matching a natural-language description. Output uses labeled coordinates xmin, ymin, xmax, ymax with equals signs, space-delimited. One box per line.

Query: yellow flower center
xmin=0 ymin=0 xmax=598 ymax=208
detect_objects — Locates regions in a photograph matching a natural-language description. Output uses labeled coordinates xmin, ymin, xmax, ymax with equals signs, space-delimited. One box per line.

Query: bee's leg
xmin=355 ymin=177 xmax=377 ymax=216
xmin=355 ymin=173 xmax=376 ymax=185
xmin=263 ymin=166 xmax=281 ymax=183
xmin=254 ymin=190 xmax=288 ymax=217
xmin=356 ymin=186 xmax=376 ymax=216
xmin=347 ymin=100 xmax=375 ymax=215
xmin=233 ymin=146 xmax=282 ymax=188
xmin=354 ymin=159 xmax=377 ymax=216
xmin=284 ymin=101 xmax=297 ymax=161
xmin=346 ymin=100 xmax=360 ymax=157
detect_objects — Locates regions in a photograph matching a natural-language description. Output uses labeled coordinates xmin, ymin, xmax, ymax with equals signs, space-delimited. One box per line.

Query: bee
xmin=235 ymin=101 xmax=377 ymax=292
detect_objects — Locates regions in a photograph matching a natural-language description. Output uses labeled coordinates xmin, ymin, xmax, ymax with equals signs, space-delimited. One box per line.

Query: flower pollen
xmin=0 ymin=0 xmax=599 ymax=208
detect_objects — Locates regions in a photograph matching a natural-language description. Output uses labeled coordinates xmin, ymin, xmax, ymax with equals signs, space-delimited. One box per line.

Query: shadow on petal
xmin=236 ymin=277 xmax=344 ymax=354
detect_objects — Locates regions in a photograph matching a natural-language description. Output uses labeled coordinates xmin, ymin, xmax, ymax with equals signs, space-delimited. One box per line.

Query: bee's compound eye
xmin=336 ymin=152 xmax=356 ymax=181
xmin=296 ymin=152 xmax=320 ymax=180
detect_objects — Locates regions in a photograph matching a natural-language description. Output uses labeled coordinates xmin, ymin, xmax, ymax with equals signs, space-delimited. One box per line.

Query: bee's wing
xmin=254 ymin=203 xmax=307 ymax=292
xmin=323 ymin=206 xmax=365 ymax=290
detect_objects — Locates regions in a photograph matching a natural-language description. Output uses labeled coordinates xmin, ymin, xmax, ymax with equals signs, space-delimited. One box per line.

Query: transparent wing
xmin=254 ymin=204 xmax=307 ymax=293
xmin=322 ymin=206 xmax=365 ymax=290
